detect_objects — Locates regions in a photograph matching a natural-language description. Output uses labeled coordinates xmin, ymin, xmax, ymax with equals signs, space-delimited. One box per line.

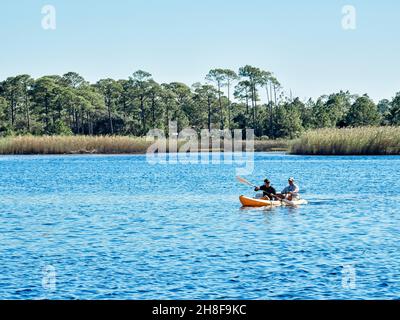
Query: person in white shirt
xmin=276 ymin=177 xmax=300 ymax=201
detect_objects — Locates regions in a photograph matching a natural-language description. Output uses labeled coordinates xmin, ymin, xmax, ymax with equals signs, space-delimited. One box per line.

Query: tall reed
xmin=0 ymin=135 xmax=289 ymax=154
xmin=291 ymin=127 xmax=400 ymax=155
xmin=0 ymin=136 xmax=151 ymax=154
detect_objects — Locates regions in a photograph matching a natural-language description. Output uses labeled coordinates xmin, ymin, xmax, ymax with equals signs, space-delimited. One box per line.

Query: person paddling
xmin=254 ymin=179 xmax=278 ymax=200
xmin=276 ymin=177 xmax=300 ymax=201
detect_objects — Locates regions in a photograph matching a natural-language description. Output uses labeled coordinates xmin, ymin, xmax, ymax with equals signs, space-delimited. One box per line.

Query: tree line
xmin=0 ymin=66 xmax=399 ymax=138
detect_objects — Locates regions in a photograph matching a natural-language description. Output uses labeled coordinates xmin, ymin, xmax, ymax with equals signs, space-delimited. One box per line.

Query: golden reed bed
xmin=0 ymin=135 xmax=289 ymax=154
xmin=0 ymin=136 xmax=151 ymax=154
xmin=3 ymin=128 xmax=398 ymax=155
xmin=290 ymin=127 xmax=400 ymax=155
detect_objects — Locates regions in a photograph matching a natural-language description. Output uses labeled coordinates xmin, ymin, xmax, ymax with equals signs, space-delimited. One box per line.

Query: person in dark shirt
xmin=254 ymin=179 xmax=277 ymax=200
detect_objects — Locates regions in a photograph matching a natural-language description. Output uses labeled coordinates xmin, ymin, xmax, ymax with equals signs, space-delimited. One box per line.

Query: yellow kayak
xmin=239 ymin=195 xmax=308 ymax=207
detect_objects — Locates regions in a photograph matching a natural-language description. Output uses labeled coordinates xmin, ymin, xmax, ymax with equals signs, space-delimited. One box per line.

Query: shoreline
xmin=1 ymin=127 xmax=400 ymax=155
xmin=1 ymin=151 xmax=400 ymax=157
xmin=0 ymin=150 xmax=289 ymax=156
xmin=0 ymin=135 xmax=290 ymax=155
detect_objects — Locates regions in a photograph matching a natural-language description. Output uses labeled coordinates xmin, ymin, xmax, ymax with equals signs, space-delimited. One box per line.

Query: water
xmin=0 ymin=153 xmax=399 ymax=300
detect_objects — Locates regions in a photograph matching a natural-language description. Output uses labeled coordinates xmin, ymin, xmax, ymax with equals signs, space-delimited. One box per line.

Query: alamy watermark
xmin=342 ymin=5 xmax=356 ymax=30
xmin=41 ymin=5 xmax=56 ymax=30
xmin=42 ymin=265 xmax=57 ymax=292
xmin=39 ymin=4 xmax=357 ymax=32
xmin=146 ymin=122 xmax=255 ymax=175
xmin=341 ymin=264 xmax=356 ymax=289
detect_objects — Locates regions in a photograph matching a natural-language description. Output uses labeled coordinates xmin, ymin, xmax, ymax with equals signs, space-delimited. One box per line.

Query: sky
xmin=0 ymin=0 xmax=399 ymax=102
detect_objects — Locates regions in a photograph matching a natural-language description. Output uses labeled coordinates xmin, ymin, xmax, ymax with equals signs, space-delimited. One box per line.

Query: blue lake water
xmin=0 ymin=153 xmax=399 ymax=300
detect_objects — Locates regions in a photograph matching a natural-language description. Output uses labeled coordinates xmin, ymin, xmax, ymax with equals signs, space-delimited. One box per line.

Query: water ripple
xmin=0 ymin=154 xmax=399 ymax=299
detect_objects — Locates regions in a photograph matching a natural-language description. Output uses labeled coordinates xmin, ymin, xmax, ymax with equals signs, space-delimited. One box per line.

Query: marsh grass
xmin=291 ymin=127 xmax=400 ymax=155
xmin=2 ymin=129 xmax=398 ymax=155
xmin=0 ymin=135 xmax=289 ymax=154
xmin=254 ymin=139 xmax=289 ymax=152
xmin=0 ymin=136 xmax=151 ymax=154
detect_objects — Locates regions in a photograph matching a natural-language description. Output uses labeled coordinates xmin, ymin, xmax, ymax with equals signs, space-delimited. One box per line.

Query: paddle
xmin=236 ymin=176 xmax=256 ymax=188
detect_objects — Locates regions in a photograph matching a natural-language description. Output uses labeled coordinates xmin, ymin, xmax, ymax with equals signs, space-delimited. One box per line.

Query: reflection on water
xmin=0 ymin=153 xmax=399 ymax=299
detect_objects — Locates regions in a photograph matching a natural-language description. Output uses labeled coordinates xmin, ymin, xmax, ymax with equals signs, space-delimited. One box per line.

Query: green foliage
xmin=0 ymin=96 xmax=12 ymax=136
xmin=325 ymin=91 xmax=353 ymax=126
xmin=389 ymin=92 xmax=400 ymax=125
xmin=273 ymin=98 xmax=303 ymax=139
xmin=51 ymin=119 xmax=73 ymax=135
xmin=345 ymin=95 xmax=381 ymax=127
xmin=309 ymin=91 xmax=353 ymax=128
xmin=0 ymin=68 xmax=399 ymax=140
xmin=0 ymin=97 xmax=7 ymax=116
xmin=377 ymin=99 xmax=391 ymax=125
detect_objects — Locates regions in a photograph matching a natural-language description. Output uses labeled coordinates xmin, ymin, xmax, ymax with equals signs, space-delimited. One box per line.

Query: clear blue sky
xmin=1 ymin=0 xmax=399 ymax=102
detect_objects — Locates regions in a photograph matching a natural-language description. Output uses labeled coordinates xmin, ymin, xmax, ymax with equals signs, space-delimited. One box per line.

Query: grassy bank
xmin=0 ymin=135 xmax=289 ymax=155
xmin=254 ymin=139 xmax=289 ymax=152
xmin=2 ymin=128 xmax=399 ymax=155
xmin=291 ymin=127 xmax=400 ymax=155
xmin=0 ymin=136 xmax=151 ymax=154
